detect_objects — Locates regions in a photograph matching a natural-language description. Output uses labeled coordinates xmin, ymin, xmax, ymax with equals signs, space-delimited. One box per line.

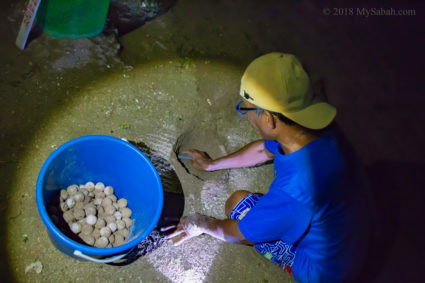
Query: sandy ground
xmin=1 ymin=0 xmax=425 ymax=282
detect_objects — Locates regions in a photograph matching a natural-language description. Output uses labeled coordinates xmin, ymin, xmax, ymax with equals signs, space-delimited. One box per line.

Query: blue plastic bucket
xmin=36 ymin=135 xmax=163 ymax=263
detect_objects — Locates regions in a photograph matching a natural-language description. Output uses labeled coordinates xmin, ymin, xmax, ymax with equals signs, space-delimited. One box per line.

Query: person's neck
xmin=275 ymin=126 xmax=321 ymax=155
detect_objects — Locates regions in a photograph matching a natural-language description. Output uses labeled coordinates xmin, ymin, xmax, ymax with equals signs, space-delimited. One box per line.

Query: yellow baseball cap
xmin=240 ymin=52 xmax=336 ymax=130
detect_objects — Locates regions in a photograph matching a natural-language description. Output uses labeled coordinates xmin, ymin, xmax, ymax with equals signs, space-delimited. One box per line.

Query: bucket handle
xmin=73 ymin=250 xmax=127 ymax=263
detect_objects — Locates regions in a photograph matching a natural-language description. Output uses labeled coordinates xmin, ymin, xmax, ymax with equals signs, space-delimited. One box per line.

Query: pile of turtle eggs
xmin=59 ymin=181 xmax=132 ymax=248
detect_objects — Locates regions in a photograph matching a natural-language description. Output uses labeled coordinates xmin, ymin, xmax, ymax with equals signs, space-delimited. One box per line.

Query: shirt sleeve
xmin=264 ymin=140 xmax=279 ymax=155
xmin=238 ymin=191 xmax=312 ymax=244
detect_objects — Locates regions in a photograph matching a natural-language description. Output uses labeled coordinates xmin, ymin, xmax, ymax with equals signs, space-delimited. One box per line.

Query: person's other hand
xmin=162 ymin=214 xmax=206 ymax=246
xmin=183 ymin=149 xmax=214 ymax=171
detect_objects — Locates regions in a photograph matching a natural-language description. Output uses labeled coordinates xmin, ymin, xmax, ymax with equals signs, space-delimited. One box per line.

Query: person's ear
xmin=265 ymin=111 xmax=276 ymax=129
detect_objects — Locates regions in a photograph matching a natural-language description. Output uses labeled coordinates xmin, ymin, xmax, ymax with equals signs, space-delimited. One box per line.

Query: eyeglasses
xmin=235 ymin=100 xmax=257 ymax=115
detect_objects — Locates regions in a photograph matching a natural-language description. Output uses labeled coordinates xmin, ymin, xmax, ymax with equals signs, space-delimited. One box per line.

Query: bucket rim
xmin=36 ymin=135 xmax=164 ymax=256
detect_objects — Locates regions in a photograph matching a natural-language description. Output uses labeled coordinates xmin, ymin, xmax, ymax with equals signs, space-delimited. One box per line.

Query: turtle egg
xmin=108 ymin=195 xmax=118 ymax=202
xmin=95 ymin=218 xmax=106 ymax=229
xmin=60 ymin=202 xmax=69 ymax=212
xmin=94 ymin=236 xmax=109 ymax=248
xmin=67 ymin=185 xmax=78 ymax=195
xmin=84 ymin=197 xmax=92 ymax=205
xmin=114 ymin=211 xmax=122 ymax=220
xmin=73 ymin=192 xmax=85 ymax=202
xmin=70 ymin=223 xmax=81 ymax=234
xmin=104 ymin=186 xmax=114 ymax=196
xmin=66 ymin=198 xmax=75 ymax=209
xmin=108 ymin=222 xmax=117 ymax=232
xmin=108 ymin=234 xmax=115 ymax=244
xmin=117 ymin=198 xmax=128 ymax=209
xmin=84 ymin=205 xmax=96 ymax=216
xmin=100 ymin=227 xmax=112 ymax=237
xmin=75 ymin=202 xmax=84 ymax=210
xmin=79 ymin=184 xmax=86 ymax=189
xmin=63 ymin=211 xmax=75 ymax=223
xmin=80 ymin=234 xmax=95 ymax=246
xmin=80 ymin=188 xmax=89 ymax=196
xmin=95 ymin=182 xmax=105 ymax=192
xmin=92 ymin=228 xmax=101 ymax=239
xmin=98 ymin=206 xmax=105 ymax=216
xmin=105 ymin=215 xmax=116 ymax=224
xmin=86 ymin=215 xmax=97 ymax=225
xmin=95 ymin=192 xmax=106 ymax=199
xmin=120 ymin=208 xmax=132 ymax=218
xmin=85 ymin=181 xmax=95 ymax=189
xmin=60 ymin=190 xmax=69 ymax=200
xmin=114 ymin=234 xmax=125 ymax=247
xmin=102 ymin=198 xmax=112 ymax=207
xmin=105 ymin=205 xmax=116 ymax=215
xmin=118 ymin=228 xmax=129 ymax=238
xmin=73 ymin=209 xmax=85 ymax=220
xmin=81 ymin=223 xmax=94 ymax=235
xmin=116 ymin=219 xmax=125 ymax=230
xmin=123 ymin=217 xmax=132 ymax=228
xmin=93 ymin=198 xmax=102 ymax=206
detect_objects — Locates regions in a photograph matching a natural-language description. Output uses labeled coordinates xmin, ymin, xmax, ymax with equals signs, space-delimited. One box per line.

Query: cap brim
xmin=284 ymin=102 xmax=337 ymax=130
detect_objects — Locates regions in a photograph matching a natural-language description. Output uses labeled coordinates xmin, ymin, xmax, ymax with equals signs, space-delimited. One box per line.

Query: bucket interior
xmin=37 ymin=135 xmax=163 ymax=256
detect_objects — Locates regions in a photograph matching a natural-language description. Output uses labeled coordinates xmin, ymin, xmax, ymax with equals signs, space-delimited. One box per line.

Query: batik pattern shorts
xmin=229 ymin=193 xmax=296 ymax=276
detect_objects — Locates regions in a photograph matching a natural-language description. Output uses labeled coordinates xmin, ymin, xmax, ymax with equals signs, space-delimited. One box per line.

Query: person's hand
xmin=162 ymin=214 xmax=207 ymax=246
xmin=183 ymin=149 xmax=214 ymax=171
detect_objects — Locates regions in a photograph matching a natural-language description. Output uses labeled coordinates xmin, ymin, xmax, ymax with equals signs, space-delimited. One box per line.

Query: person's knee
xmin=225 ymin=190 xmax=252 ymax=218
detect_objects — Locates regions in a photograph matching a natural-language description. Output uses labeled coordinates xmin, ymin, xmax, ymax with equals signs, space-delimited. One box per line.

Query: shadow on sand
xmin=107 ymin=140 xmax=184 ymax=266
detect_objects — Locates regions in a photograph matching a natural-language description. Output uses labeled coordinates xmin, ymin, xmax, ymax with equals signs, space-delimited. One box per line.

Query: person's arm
xmin=164 ymin=214 xmax=254 ymax=246
xmin=184 ymin=139 xmax=274 ymax=171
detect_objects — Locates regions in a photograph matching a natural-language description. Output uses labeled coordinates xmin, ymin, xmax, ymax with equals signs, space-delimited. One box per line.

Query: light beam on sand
xmin=147 ymin=238 xmax=222 ymax=283
xmin=147 ymin=177 xmax=229 ymax=282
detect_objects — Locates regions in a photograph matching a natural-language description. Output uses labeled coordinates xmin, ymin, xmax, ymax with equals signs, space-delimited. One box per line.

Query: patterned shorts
xmin=229 ymin=193 xmax=296 ymax=276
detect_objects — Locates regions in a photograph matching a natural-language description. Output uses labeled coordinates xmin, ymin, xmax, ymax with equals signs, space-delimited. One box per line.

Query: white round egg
xmin=95 ymin=182 xmax=105 ymax=192
xmin=86 ymin=215 xmax=97 ymax=225
xmin=66 ymin=198 xmax=75 ymax=209
xmin=104 ymin=186 xmax=114 ymax=196
xmin=70 ymin=223 xmax=81 ymax=234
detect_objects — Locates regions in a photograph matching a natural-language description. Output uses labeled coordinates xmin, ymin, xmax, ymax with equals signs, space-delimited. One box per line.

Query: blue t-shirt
xmin=238 ymin=131 xmax=370 ymax=282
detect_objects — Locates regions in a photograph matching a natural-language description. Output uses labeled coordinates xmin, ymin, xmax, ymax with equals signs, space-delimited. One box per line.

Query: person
xmin=165 ymin=52 xmax=371 ymax=282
